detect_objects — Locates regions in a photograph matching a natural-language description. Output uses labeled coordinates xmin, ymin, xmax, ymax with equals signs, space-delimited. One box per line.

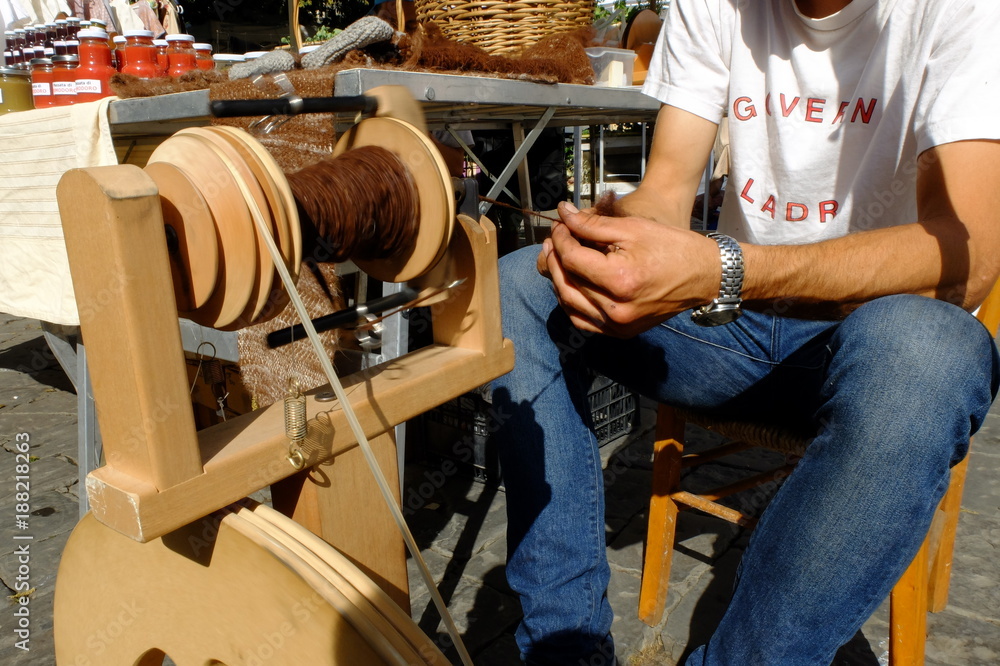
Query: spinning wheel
xmin=55 ymin=503 xmax=448 ymax=665
xmin=53 ymin=87 xmax=514 ymax=666
xmin=143 ymin=116 xmax=452 ymax=327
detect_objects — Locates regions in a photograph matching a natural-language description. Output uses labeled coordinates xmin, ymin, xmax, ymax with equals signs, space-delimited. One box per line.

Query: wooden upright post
xmin=58 ymin=166 xmax=203 ymax=495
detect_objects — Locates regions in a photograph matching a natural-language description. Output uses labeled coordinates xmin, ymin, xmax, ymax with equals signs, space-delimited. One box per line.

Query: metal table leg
xmin=76 ymin=343 xmax=102 ymax=518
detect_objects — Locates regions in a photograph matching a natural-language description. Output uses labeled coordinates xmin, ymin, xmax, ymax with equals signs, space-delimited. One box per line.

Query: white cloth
xmin=23 ymin=0 xmax=71 ymax=24
xmin=1 ymin=0 xmax=31 ymax=56
xmin=643 ymin=0 xmax=1000 ymax=246
xmin=109 ymin=0 xmax=144 ymax=32
xmin=0 ymin=98 xmax=117 ymax=325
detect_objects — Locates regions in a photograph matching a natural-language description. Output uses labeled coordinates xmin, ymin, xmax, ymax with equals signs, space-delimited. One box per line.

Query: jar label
xmin=76 ymin=78 xmax=101 ymax=94
xmin=31 ymin=82 xmax=51 ymax=96
xmin=53 ymin=81 xmax=76 ymax=95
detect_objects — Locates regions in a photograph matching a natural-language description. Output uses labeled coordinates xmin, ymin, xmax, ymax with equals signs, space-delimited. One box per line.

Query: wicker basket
xmin=415 ymin=0 xmax=595 ymax=55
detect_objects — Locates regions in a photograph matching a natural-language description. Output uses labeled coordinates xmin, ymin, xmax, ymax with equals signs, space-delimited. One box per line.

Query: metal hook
xmin=248 ymin=73 xmax=304 ymax=136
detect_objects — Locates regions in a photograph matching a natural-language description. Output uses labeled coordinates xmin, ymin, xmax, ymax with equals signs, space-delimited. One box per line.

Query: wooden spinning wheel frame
xmin=52 ymin=87 xmax=513 ymax=665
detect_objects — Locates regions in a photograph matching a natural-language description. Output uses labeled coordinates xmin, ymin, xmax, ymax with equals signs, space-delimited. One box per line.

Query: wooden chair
xmin=639 ymin=284 xmax=1000 ymax=665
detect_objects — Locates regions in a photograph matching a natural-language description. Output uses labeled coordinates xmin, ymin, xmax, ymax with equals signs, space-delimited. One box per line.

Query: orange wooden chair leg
xmin=927 ymin=455 xmax=970 ymax=612
xmin=889 ymin=535 xmax=930 ymax=666
xmin=639 ymin=405 xmax=686 ymax=626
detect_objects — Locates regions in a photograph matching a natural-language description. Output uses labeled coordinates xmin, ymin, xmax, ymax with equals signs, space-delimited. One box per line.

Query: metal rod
xmin=479 ymin=106 xmax=556 ymax=215
xmin=573 ymin=127 xmax=583 ymax=209
xmin=209 ymin=95 xmax=379 ymax=118
xmin=267 ymin=286 xmax=419 ymax=348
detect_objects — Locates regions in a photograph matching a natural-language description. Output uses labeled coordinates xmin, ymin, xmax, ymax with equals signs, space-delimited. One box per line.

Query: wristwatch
xmin=691 ymin=233 xmax=744 ymax=327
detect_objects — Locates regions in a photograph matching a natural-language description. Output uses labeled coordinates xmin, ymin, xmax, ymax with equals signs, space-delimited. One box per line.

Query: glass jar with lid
xmin=212 ymin=54 xmax=245 ymax=72
xmin=51 ymin=55 xmax=78 ymax=106
xmin=74 ymin=28 xmax=115 ymax=103
xmin=32 ymin=24 xmax=46 ymax=48
xmin=0 ymin=67 xmax=33 ymax=114
xmin=121 ymin=30 xmax=158 ymax=79
xmin=67 ymin=17 xmax=81 ymax=40
xmin=30 ymin=57 xmax=54 ymax=108
xmin=153 ymin=39 xmax=169 ymax=76
xmin=165 ymin=33 xmax=197 ymax=77
xmin=112 ymin=35 xmax=126 ymax=71
xmin=193 ymin=43 xmax=213 ymax=70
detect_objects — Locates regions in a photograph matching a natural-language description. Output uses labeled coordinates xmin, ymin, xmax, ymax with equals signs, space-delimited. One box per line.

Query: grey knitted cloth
xmin=228 ymin=17 xmax=396 ymax=80
xmin=301 ymin=17 xmax=395 ymax=69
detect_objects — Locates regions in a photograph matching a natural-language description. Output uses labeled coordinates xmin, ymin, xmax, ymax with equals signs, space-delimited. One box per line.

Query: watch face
xmin=692 ymin=307 xmax=742 ymax=327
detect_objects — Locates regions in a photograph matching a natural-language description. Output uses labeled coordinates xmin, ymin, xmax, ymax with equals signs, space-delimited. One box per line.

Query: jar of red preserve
xmin=121 ymin=30 xmax=159 ymax=79
xmin=74 ymin=28 xmax=115 ymax=103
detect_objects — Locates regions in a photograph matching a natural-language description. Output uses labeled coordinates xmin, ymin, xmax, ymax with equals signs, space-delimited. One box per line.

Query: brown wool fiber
xmin=285 ymin=146 xmax=420 ymax=263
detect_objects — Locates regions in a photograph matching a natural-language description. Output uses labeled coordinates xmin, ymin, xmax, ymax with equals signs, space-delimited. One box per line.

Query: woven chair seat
xmin=677 ymin=408 xmax=813 ymax=456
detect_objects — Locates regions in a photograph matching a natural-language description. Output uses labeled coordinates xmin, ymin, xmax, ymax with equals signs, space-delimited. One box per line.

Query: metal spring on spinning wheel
xmin=202 ymin=358 xmax=225 ymax=386
xmin=284 ymin=379 xmax=307 ymax=469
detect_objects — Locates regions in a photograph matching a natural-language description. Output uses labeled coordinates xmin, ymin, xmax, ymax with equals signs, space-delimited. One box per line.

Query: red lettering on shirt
xmin=832 ymin=101 xmax=849 ymax=124
xmin=761 ymin=196 xmax=777 ymax=219
xmin=780 ymin=94 xmax=800 ymax=117
xmin=736 ymin=177 xmax=839 ymax=225
xmin=851 ymin=98 xmax=877 ymax=124
xmin=786 ymin=202 xmax=809 ymax=222
xmin=819 ymin=200 xmax=839 ymax=223
xmin=805 ymin=98 xmax=826 ymax=123
xmin=733 ymin=97 xmax=757 ymax=121
xmin=765 ymin=93 xmax=773 ymax=116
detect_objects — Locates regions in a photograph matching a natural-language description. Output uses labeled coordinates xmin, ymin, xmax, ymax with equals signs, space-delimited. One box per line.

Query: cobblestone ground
xmin=1 ymin=313 xmax=999 ymax=664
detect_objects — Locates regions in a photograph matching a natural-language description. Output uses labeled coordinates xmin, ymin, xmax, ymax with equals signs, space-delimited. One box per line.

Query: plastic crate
xmin=587 ymin=373 xmax=638 ymax=447
xmin=420 ymin=373 xmax=637 ymax=485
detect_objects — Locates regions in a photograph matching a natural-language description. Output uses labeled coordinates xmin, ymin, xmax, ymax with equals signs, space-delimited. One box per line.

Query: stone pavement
xmin=1 ymin=311 xmax=999 ymax=664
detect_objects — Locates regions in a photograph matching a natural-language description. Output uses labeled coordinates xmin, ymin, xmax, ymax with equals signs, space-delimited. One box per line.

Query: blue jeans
xmin=492 ymin=246 xmax=999 ymax=665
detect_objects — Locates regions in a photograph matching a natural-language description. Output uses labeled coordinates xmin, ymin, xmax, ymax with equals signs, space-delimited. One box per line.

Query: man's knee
xmin=828 ymin=294 xmax=997 ymax=457
xmin=839 ymin=294 xmax=993 ymax=376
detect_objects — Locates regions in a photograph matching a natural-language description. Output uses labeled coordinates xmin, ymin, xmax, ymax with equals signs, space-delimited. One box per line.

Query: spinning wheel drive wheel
xmin=54 ymin=507 xmax=448 ymax=665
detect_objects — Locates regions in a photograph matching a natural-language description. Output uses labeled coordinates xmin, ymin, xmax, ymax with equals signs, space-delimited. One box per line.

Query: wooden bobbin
xmin=176 ymin=128 xmax=276 ymax=330
xmin=333 ymin=117 xmax=455 ymax=283
xmin=147 ymin=133 xmax=257 ymax=329
xmin=143 ymin=161 xmax=218 ymax=312
xmin=144 ymin=117 xmax=450 ymax=329
xmin=207 ymin=125 xmax=302 ymax=321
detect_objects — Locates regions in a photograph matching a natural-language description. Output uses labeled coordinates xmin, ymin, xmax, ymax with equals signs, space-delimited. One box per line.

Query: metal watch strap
xmin=711 ymin=233 xmax=744 ymax=303
xmin=691 ymin=232 xmax=744 ymax=326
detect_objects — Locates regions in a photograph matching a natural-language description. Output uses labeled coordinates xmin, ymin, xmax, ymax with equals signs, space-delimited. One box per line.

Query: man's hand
xmin=538 ymin=201 xmax=720 ymax=337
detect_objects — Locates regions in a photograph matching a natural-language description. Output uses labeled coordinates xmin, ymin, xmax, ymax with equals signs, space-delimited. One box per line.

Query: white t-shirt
xmin=643 ymin=0 xmax=1000 ymax=245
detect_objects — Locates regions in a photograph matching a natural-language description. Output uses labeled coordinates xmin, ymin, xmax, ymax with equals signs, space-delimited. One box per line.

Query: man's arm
xmin=538 ymin=105 xmax=723 ymax=333
xmin=615 ymin=104 xmax=720 ymax=228
xmin=741 ymin=140 xmax=1000 ymax=316
xmin=542 ymin=125 xmax=1000 ymax=335
xmin=537 ymin=104 xmax=718 ymax=277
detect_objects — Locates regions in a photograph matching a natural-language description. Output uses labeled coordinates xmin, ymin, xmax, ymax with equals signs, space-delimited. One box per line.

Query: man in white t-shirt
xmin=492 ymin=1 xmax=1000 ymax=664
